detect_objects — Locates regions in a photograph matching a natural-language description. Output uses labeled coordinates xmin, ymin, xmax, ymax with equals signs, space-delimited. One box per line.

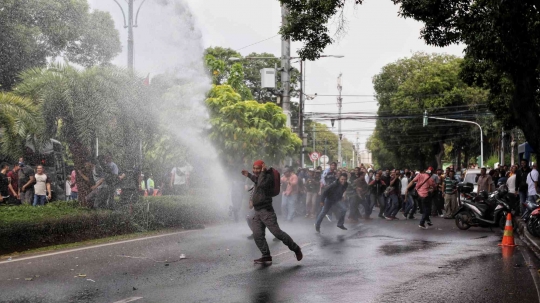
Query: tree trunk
xmin=434 ymin=141 xmax=444 ymax=169
xmin=511 ymin=73 xmax=540 ymax=157
xmin=69 ymin=138 xmax=92 ymax=207
xmin=457 ymin=146 xmax=462 ymax=171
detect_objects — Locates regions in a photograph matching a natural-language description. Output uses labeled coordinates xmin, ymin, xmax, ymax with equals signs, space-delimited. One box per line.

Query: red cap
xmin=253 ymin=160 xmax=265 ymax=167
xmin=428 ymin=167 xmax=434 ymax=171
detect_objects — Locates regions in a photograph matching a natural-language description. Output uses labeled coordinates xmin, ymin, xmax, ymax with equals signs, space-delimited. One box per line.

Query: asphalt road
xmin=1 ymin=212 xmax=540 ymax=303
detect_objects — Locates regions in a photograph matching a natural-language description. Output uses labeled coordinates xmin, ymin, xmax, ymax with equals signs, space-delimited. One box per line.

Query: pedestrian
xmin=368 ymin=173 xmax=387 ymax=219
xmin=242 ymin=160 xmax=303 ymax=264
xmin=70 ymin=169 xmax=78 ymax=200
xmin=402 ymin=172 xmax=416 ymax=219
xmin=406 ymin=168 xmax=436 ymax=229
xmin=18 ymin=163 xmax=35 ymax=205
xmin=7 ymin=163 xmax=20 ymax=204
xmin=443 ymin=170 xmax=458 ymax=218
xmin=32 ymin=165 xmax=51 ymax=206
xmin=384 ymin=171 xmax=401 ymax=220
xmin=305 ymin=169 xmax=319 ymax=218
xmin=526 ymin=164 xmax=539 ymax=210
xmin=506 ymin=165 xmax=518 ymax=210
xmin=354 ymin=171 xmax=368 ymax=219
xmin=0 ymin=163 xmax=11 ymax=205
xmin=516 ymin=160 xmax=531 ymax=215
xmin=147 ymin=174 xmax=155 ymax=196
xmin=315 ymin=173 xmax=350 ymax=232
xmin=477 ymin=167 xmax=493 ymax=193
xmin=280 ymin=167 xmax=299 ymax=222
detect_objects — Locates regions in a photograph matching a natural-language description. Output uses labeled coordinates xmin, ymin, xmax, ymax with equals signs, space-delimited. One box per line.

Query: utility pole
xmin=356 ymin=132 xmax=359 ymax=167
xmin=281 ymin=4 xmax=291 ymax=127
xmin=312 ymin=122 xmax=316 ymax=167
xmin=299 ymin=60 xmax=305 ymax=168
xmin=337 ymin=73 xmax=343 ymax=166
xmin=113 ymin=0 xmax=148 ymax=70
xmin=501 ymin=128 xmax=505 ymax=166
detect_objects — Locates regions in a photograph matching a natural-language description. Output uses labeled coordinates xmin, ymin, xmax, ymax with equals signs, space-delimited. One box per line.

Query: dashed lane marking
xmin=112 ymin=297 xmax=143 ymax=303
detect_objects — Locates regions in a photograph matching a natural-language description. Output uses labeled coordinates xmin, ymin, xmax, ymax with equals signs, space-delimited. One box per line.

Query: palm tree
xmin=16 ymin=63 xmax=157 ymax=206
xmin=0 ymin=92 xmax=42 ymax=160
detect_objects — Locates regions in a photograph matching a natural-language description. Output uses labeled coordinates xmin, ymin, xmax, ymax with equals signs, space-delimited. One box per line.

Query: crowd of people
xmin=233 ymin=161 xmax=487 ymax=232
xmin=0 ymin=157 xmax=52 ymax=207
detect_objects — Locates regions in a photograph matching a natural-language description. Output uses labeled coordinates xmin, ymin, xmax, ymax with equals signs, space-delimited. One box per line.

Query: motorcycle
xmin=522 ymin=194 xmax=540 ymax=237
xmin=455 ymin=183 xmax=513 ymax=230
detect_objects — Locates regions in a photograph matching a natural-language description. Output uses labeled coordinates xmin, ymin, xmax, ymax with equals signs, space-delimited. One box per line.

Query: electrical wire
xmin=235 ymin=35 xmax=280 ymax=51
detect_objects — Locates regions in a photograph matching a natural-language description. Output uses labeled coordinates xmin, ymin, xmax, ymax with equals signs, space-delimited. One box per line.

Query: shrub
xmin=0 ymin=196 xmax=225 ymax=254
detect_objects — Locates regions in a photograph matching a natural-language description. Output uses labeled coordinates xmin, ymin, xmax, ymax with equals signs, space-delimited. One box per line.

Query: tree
xmin=279 ymin=0 xmax=540 ymax=158
xmin=0 ymin=0 xmax=121 ymax=90
xmin=204 ymin=47 xmax=300 ymax=103
xmin=205 ymin=85 xmax=301 ymax=169
xmin=16 ymin=64 xmax=158 ymax=206
xmin=0 ymin=93 xmax=42 ymax=160
xmin=304 ymin=121 xmax=355 ymax=167
xmin=370 ymin=53 xmax=489 ymax=169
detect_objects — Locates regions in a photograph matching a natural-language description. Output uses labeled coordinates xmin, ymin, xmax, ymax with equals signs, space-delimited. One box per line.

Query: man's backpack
xmin=269 ymin=168 xmax=281 ymax=197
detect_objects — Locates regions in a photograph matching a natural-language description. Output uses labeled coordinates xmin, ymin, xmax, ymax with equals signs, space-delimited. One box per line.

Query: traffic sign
xmin=320 ymin=155 xmax=329 ymax=164
xmin=309 ymin=152 xmax=321 ymax=162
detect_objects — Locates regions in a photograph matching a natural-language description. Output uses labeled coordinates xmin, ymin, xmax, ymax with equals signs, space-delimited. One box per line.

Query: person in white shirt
xmin=526 ymin=164 xmax=539 ymax=206
xmin=33 ymin=165 xmax=51 ymax=206
xmin=506 ymin=165 xmax=517 ymax=195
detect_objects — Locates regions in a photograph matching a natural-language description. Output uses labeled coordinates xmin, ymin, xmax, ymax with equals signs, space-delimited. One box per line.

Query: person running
xmin=385 ymin=171 xmax=401 ymax=220
xmin=305 ymin=169 xmax=319 ymax=218
xmin=315 ymin=173 xmax=349 ymax=232
xmin=406 ymin=168 xmax=436 ymax=229
xmin=242 ymin=160 xmax=302 ymax=264
xmin=368 ymin=173 xmax=387 ymax=219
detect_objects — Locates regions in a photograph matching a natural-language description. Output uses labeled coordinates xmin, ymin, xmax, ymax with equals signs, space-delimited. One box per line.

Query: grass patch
xmin=0 ymin=195 xmax=224 ymax=255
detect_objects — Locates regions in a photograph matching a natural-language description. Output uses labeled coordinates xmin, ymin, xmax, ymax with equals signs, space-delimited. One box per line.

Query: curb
xmin=515 ymin=218 xmax=540 ymax=259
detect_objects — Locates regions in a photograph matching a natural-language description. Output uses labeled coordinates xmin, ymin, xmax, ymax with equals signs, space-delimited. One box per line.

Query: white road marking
xmin=0 ymin=228 xmax=207 ymax=265
xmin=112 ymin=297 xmax=143 ymax=303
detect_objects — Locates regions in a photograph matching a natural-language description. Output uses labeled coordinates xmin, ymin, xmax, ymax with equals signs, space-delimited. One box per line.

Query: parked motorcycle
xmin=522 ymin=194 xmax=540 ymax=237
xmin=455 ymin=183 xmax=513 ymax=230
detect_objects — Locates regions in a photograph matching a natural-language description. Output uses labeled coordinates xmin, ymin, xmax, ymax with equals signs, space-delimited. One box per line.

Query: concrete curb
xmin=515 ymin=218 xmax=540 ymax=259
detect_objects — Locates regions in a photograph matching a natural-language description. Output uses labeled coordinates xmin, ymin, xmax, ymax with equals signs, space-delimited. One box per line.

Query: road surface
xmin=1 ymin=214 xmax=539 ymax=303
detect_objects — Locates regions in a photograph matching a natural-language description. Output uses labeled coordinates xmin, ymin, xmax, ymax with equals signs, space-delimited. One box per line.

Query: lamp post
xmin=112 ymin=0 xmax=148 ymax=70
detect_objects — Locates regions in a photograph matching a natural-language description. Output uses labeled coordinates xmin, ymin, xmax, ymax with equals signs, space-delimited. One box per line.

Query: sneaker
xmin=378 ymin=214 xmax=385 ymax=219
xmin=295 ymin=248 xmax=303 ymax=261
xmin=439 ymin=214 xmax=444 ymax=218
xmin=254 ymin=256 xmax=272 ymax=264
xmin=403 ymin=213 xmax=409 ymax=219
xmin=305 ymin=214 xmax=310 ymax=218
xmin=385 ymin=216 xmax=393 ymax=221
xmin=247 ymin=234 xmax=254 ymax=240
xmin=315 ymin=225 xmax=320 ymax=233
xmin=337 ymin=225 xmax=348 ymax=230
xmin=326 ymin=215 xmax=332 ymax=222
xmin=427 ymin=221 xmax=433 ymax=226
xmin=408 ymin=216 xmax=416 ymax=220
xmin=419 ymin=224 xmax=427 ymax=229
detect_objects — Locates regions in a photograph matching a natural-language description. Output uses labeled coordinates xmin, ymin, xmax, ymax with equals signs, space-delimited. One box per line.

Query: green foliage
xmin=304 ymin=121 xmax=355 ymax=167
xmin=0 ymin=93 xmax=43 ymax=159
xmin=0 ymin=0 xmax=121 ymax=90
xmin=206 ymin=85 xmax=301 ymax=168
xmin=15 ymin=64 xmax=159 ymax=206
xmin=204 ymin=47 xmax=300 ymax=103
xmin=370 ymin=53 xmax=489 ymax=169
xmin=0 ymin=197 xmax=223 ymax=254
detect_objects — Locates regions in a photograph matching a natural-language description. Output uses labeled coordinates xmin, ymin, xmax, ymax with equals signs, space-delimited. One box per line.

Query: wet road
xmin=1 ymin=214 xmax=539 ymax=303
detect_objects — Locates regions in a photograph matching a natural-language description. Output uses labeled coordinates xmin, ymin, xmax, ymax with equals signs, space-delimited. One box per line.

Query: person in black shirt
xmin=516 ymin=160 xmax=531 ymax=215
xmin=315 ymin=173 xmax=349 ymax=232
xmin=0 ymin=163 xmax=10 ymax=204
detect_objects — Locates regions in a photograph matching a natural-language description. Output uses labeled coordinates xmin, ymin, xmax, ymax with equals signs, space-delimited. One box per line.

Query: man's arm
xmin=442 ymin=180 xmax=446 ymax=196
xmin=77 ymin=170 xmax=90 ymax=183
xmin=22 ymin=175 xmax=35 ymax=191
xmin=46 ymin=181 xmax=51 ymax=199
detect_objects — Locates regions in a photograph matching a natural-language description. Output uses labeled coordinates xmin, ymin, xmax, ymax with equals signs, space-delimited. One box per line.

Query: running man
xmin=242 ymin=160 xmax=303 ymax=264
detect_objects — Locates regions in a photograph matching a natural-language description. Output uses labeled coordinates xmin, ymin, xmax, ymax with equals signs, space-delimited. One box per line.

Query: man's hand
xmin=22 ymin=185 xmax=26 ymax=192
xmin=241 ymin=170 xmax=249 ymax=177
xmin=47 ymin=194 xmax=51 ymax=201
xmin=262 ymin=164 xmax=267 ymax=171
xmin=249 ymin=200 xmax=253 ymax=209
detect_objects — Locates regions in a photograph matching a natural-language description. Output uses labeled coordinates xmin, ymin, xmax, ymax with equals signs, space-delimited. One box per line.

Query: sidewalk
xmin=515 ymin=218 xmax=540 ymax=259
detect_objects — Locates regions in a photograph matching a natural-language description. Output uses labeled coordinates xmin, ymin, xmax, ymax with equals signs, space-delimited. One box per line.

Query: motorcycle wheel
xmin=455 ymin=211 xmax=472 ymax=230
xmin=499 ymin=214 xmax=507 ymax=230
xmin=531 ymin=217 xmax=540 ymax=237
xmin=527 ymin=218 xmax=536 ymax=235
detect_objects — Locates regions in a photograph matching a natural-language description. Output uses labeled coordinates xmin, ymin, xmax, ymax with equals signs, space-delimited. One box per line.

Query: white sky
xmin=90 ymin=0 xmax=464 ymax=152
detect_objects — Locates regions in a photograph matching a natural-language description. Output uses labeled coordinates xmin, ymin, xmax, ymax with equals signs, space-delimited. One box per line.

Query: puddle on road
xmin=379 ymin=240 xmax=441 ymax=256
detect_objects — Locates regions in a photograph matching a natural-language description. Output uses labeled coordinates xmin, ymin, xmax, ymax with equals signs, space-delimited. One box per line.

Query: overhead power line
xmin=236 ymin=35 xmax=280 ymax=51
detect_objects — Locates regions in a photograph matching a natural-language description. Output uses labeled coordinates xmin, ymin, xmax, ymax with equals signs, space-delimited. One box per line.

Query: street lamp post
xmin=112 ymin=0 xmax=148 ymax=70
xmin=337 ymin=73 xmax=343 ymax=166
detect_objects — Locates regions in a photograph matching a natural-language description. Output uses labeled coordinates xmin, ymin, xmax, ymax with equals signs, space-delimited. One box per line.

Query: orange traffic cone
xmin=498 ymin=213 xmax=517 ymax=247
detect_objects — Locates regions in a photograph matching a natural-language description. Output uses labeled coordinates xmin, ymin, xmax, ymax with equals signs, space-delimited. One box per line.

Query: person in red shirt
xmin=405 ymin=168 xmax=436 ymax=229
xmin=7 ymin=163 xmax=20 ymax=204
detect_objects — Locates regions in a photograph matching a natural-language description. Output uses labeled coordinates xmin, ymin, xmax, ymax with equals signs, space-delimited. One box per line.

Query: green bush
xmin=0 ymin=196 xmax=225 ymax=254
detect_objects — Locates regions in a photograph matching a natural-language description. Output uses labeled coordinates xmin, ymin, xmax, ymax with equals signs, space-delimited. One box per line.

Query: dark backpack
xmin=269 ymin=168 xmax=281 ymax=197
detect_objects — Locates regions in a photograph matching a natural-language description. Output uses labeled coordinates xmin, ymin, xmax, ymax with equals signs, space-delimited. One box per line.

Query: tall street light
xmin=112 ymin=0 xmax=148 ymax=70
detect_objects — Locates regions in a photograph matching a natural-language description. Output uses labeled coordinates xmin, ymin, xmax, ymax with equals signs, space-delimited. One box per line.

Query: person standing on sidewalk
xmin=368 ymin=173 xmax=387 ymax=219
xmin=526 ymin=164 xmax=539 ymax=209
xmin=305 ymin=169 xmax=319 ymax=218
xmin=406 ymin=168 xmax=435 ymax=229
xmin=242 ymin=160 xmax=302 ymax=264
xmin=7 ymin=163 xmax=20 ymax=204
xmin=477 ymin=167 xmax=493 ymax=194
xmin=0 ymin=163 xmax=11 ymax=205
xmin=315 ymin=173 xmax=349 ymax=232
xmin=516 ymin=160 xmax=531 ymax=216
xmin=33 ymin=165 xmax=51 ymax=206
xmin=280 ymin=167 xmax=299 ymax=222
xmin=443 ymin=170 xmax=458 ymax=218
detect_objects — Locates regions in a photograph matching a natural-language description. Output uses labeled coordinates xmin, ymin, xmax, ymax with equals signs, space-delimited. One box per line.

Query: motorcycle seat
xmin=470 ymin=202 xmax=490 ymax=214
